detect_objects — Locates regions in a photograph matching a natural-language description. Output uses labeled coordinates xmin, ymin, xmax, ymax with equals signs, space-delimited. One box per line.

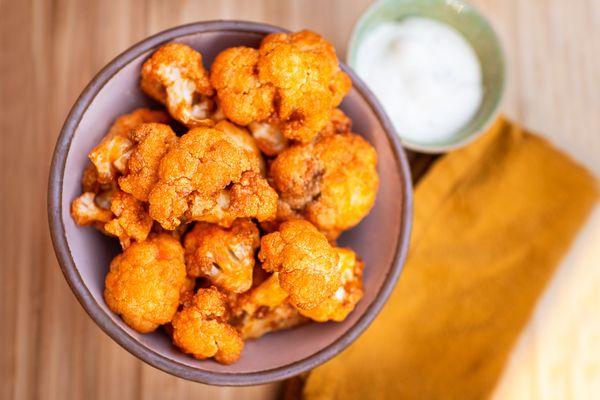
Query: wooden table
xmin=1 ymin=1 xmax=598 ymax=399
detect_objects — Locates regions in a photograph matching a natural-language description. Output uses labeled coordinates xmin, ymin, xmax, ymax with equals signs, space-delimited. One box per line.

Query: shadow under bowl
xmin=47 ymin=20 xmax=412 ymax=386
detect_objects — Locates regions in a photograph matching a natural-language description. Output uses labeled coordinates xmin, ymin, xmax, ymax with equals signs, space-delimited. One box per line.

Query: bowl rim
xmin=47 ymin=20 xmax=413 ymax=386
xmin=346 ymin=0 xmax=506 ymax=154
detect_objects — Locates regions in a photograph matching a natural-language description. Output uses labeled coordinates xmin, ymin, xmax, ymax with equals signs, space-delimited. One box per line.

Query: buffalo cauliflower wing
xmin=81 ymin=162 xmax=104 ymax=193
xmin=269 ymin=133 xmax=378 ymax=239
xmin=71 ymin=192 xmax=114 ymax=227
xmin=299 ymin=248 xmax=364 ymax=322
xmin=141 ymin=43 xmax=217 ymax=127
xmin=247 ymin=108 xmax=351 ymax=157
xmin=184 ymin=219 xmax=260 ymax=293
xmin=248 ymin=117 xmax=289 ymax=157
xmin=318 ymin=108 xmax=352 ymax=138
xmin=211 ymin=30 xmax=351 ymax=143
xmin=210 ymin=46 xmax=275 ymax=127
xmin=71 ymin=186 xmax=152 ymax=249
xmin=104 ymin=234 xmax=187 ymax=333
xmin=71 ymin=160 xmax=115 ymax=231
xmin=258 ymin=219 xmax=341 ymax=310
xmin=104 ymin=190 xmax=153 ymax=248
xmin=229 ymin=273 xmax=307 ymax=339
xmin=258 ymin=31 xmax=351 ymax=142
xmin=148 ymin=127 xmax=277 ymax=230
xmin=214 ymin=120 xmax=265 ymax=173
xmin=171 ymin=287 xmax=243 ymax=364
xmin=118 ymin=123 xmax=178 ymax=202
xmin=89 ymin=108 xmax=171 ymax=185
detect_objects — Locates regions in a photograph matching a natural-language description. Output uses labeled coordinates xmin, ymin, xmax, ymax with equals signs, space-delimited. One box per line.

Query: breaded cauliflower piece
xmin=211 ymin=30 xmax=351 ymax=144
xmin=148 ymin=127 xmax=277 ymax=230
xmin=184 ymin=219 xmax=260 ymax=293
xmin=247 ymin=108 xmax=350 ymax=158
xmin=71 ymin=186 xmax=152 ymax=249
xmin=141 ymin=43 xmax=216 ymax=127
xmin=214 ymin=120 xmax=265 ymax=173
xmin=104 ymin=234 xmax=187 ymax=333
xmin=172 ymin=287 xmax=243 ymax=364
xmin=118 ymin=123 xmax=178 ymax=202
xmin=89 ymin=108 xmax=171 ymax=184
xmin=189 ymin=170 xmax=278 ymax=228
xmin=258 ymin=220 xmax=341 ymax=310
xmin=257 ymin=31 xmax=351 ymax=142
xmin=71 ymin=192 xmax=114 ymax=227
xmin=248 ymin=108 xmax=352 ymax=157
xmin=71 ymin=162 xmax=116 ymax=230
xmin=248 ymin=117 xmax=289 ymax=157
xmin=104 ymin=190 xmax=153 ymax=248
xmin=269 ymin=133 xmax=378 ymax=239
xmin=318 ymin=108 xmax=352 ymax=138
xmin=299 ymin=248 xmax=364 ymax=322
xmin=210 ymin=46 xmax=276 ymax=126
xmin=238 ymin=302 xmax=306 ymax=340
xmin=228 ymin=274 xmax=307 ymax=339
xmin=81 ymin=163 xmax=103 ymax=193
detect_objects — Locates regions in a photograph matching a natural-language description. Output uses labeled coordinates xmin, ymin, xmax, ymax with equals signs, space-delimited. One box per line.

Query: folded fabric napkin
xmin=302 ymin=117 xmax=598 ymax=399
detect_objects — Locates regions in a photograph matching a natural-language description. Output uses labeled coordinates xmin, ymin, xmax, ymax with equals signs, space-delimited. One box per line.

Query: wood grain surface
xmin=1 ymin=1 xmax=598 ymax=399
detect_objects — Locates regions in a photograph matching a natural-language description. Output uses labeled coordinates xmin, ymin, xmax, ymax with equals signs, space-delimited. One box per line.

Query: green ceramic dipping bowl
xmin=347 ymin=0 xmax=506 ymax=153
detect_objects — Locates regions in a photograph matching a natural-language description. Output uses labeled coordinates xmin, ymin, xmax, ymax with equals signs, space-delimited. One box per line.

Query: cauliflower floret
xmin=258 ymin=220 xmax=341 ymax=310
xmin=197 ymin=170 xmax=277 ymax=225
xmin=184 ymin=219 xmax=260 ymax=293
xmin=104 ymin=234 xmax=187 ymax=333
xmin=257 ymin=31 xmax=351 ymax=142
xmin=214 ymin=120 xmax=265 ymax=174
xmin=228 ymin=274 xmax=307 ymax=339
xmin=104 ymin=190 xmax=153 ymax=248
xmin=148 ymin=127 xmax=277 ymax=230
xmin=298 ymin=248 xmax=364 ymax=322
xmin=89 ymin=108 xmax=171 ymax=184
xmin=141 ymin=43 xmax=216 ymax=127
xmin=248 ymin=117 xmax=288 ymax=157
xmin=211 ymin=30 xmax=351 ymax=144
xmin=171 ymin=287 xmax=243 ymax=364
xmin=318 ymin=108 xmax=352 ymax=138
xmin=238 ymin=302 xmax=305 ymax=340
xmin=247 ymin=108 xmax=350 ymax=158
xmin=71 ymin=187 xmax=152 ymax=249
xmin=81 ymin=163 xmax=103 ymax=193
xmin=210 ymin=46 xmax=276 ymax=126
xmin=269 ymin=133 xmax=378 ymax=239
xmin=71 ymin=192 xmax=114 ymax=227
xmin=118 ymin=123 xmax=178 ymax=202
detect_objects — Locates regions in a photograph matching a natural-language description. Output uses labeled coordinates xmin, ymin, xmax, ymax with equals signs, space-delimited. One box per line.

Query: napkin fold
xmin=303 ymin=117 xmax=598 ymax=399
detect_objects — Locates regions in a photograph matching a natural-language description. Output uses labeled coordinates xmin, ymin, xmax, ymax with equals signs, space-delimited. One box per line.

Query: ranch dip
xmin=355 ymin=17 xmax=483 ymax=144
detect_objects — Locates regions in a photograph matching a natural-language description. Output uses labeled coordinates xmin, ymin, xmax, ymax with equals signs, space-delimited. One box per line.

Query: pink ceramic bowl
xmin=48 ymin=21 xmax=412 ymax=385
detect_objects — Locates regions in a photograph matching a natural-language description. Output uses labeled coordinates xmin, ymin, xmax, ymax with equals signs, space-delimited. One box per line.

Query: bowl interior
xmin=57 ymin=25 xmax=409 ymax=381
xmin=347 ymin=0 xmax=505 ymax=152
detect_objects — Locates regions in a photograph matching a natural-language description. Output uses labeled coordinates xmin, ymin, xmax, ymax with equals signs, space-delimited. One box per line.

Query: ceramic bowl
xmin=347 ymin=0 xmax=506 ymax=153
xmin=48 ymin=20 xmax=412 ymax=385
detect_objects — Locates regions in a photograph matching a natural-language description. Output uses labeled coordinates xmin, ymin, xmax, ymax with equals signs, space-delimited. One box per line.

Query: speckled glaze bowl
xmin=347 ymin=0 xmax=506 ymax=153
xmin=47 ymin=21 xmax=412 ymax=386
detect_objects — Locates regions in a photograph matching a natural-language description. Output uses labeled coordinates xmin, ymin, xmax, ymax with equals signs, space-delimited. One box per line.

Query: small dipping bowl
xmin=347 ymin=0 xmax=506 ymax=153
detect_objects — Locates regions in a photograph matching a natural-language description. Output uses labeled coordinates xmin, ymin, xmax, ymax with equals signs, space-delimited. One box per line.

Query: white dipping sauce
xmin=355 ymin=18 xmax=483 ymax=144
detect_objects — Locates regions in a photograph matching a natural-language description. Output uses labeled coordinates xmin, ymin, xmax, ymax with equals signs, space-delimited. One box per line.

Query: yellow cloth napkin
xmin=303 ymin=117 xmax=598 ymax=400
